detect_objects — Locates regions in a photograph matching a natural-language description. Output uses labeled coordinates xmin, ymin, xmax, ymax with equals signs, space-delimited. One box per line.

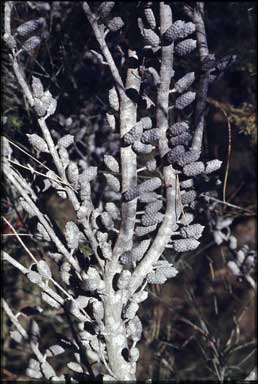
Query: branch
xmin=113 ymin=50 xmax=141 ymax=258
xmin=3 ymin=299 xmax=29 ymax=339
xmin=7 ymin=158 xmax=75 ymax=192
xmin=191 ymin=2 xmax=210 ymax=153
xmin=129 ymin=2 xmax=178 ymax=295
xmin=82 ymin=2 xmax=124 ymax=95
xmin=3 ymin=10 xmax=101 ymax=268
xmin=83 ymin=4 xmax=141 ymax=258
xmin=12 ymin=56 xmax=35 ymax=107
xmin=2 ymin=215 xmax=80 ymax=302
xmin=37 ymin=119 xmax=101 ymax=268
xmin=2 ymin=216 xmax=38 ymax=263
xmin=6 ymin=3 xmax=106 ymax=270
xmin=193 ymin=2 xmax=209 ymax=60
xmin=83 ymin=4 xmax=142 ymax=379
xmin=3 ymin=2 xmax=13 ymax=39
xmin=3 ymin=161 xmax=80 ymax=271
xmin=3 ymin=251 xmax=64 ymax=306
xmin=3 ymin=251 xmax=29 ymax=274
xmin=3 ymin=298 xmax=59 ymax=379
xmin=102 ymin=50 xmax=141 ymax=380
xmin=6 ymin=137 xmax=62 ymax=176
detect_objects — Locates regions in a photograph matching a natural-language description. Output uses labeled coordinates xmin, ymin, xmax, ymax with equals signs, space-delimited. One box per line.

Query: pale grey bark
xmin=190 ymin=2 xmax=210 ymax=153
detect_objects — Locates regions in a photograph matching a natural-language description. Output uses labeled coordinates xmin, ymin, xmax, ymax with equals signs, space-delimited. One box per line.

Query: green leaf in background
xmin=79 ymin=243 xmax=93 ymax=257
xmin=9 ymin=115 xmax=23 ymax=130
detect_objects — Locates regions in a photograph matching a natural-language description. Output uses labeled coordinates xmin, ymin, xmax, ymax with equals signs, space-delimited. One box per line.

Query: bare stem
xmin=113 ymin=50 xmax=141 ymax=259
xmin=3 ymin=2 xmax=13 ymax=40
xmin=191 ymin=2 xmax=210 ymax=153
xmin=2 ymin=216 xmax=38 ymax=263
xmin=82 ymin=2 xmax=124 ymax=95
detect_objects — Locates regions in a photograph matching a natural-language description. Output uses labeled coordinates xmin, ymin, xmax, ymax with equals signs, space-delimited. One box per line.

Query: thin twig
xmin=200 ymin=194 xmax=255 ymax=213
xmin=3 ymin=163 xmax=80 ymax=270
xmin=220 ymin=109 xmax=231 ymax=204
xmin=8 ymin=158 xmax=76 ymax=191
xmin=3 ymin=251 xmax=65 ymax=305
xmin=2 ymin=233 xmax=33 ymax=237
xmin=1 ymin=215 xmax=77 ymax=301
xmin=2 ymin=216 xmax=38 ymax=263
xmin=6 ymin=137 xmax=56 ymax=174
